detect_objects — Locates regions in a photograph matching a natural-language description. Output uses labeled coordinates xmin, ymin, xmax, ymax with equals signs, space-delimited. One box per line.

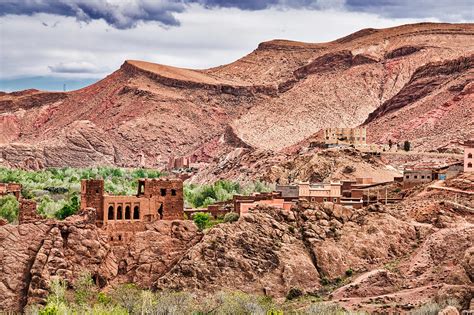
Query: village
xmin=1 ymin=128 xmax=473 ymax=247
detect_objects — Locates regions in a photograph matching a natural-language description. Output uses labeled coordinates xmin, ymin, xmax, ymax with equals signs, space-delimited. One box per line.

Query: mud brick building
xmin=464 ymin=140 xmax=474 ymax=173
xmin=324 ymin=127 xmax=367 ymax=146
xmin=0 ymin=183 xmax=21 ymax=199
xmin=81 ymin=178 xmax=184 ymax=228
xmin=277 ymin=182 xmax=342 ymax=203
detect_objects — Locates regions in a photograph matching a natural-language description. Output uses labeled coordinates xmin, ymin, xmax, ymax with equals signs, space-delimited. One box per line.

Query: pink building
xmin=464 ymin=140 xmax=474 ymax=173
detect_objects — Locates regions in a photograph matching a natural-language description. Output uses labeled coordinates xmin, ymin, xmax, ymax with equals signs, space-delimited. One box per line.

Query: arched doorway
xmin=108 ymin=206 xmax=114 ymax=220
xmin=133 ymin=206 xmax=140 ymax=220
xmin=117 ymin=206 xmax=123 ymax=220
xmin=125 ymin=206 xmax=131 ymax=220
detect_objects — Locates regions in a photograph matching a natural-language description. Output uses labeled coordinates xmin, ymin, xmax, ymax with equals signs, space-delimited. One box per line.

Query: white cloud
xmin=0 ymin=4 xmax=441 ymax=87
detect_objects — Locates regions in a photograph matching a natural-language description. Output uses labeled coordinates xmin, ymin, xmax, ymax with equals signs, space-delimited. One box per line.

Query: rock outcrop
xmin=0 ymin=208 xmax=201 ymax=312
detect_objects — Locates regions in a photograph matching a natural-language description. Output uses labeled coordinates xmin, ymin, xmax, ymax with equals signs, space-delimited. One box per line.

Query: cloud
xmin=1 ymin=0 xmax=471 ymax=31
xmin=345 ymin=0 xmax=474 ymax=21
xmin=0 ymin=0 xmax=186 ymax=29
xmin=48 ymin=61 xmax=103 ymax=74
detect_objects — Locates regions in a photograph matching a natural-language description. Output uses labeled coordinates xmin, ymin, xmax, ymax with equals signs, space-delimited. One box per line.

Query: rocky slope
xmin=1 ymin=178 xmax=472 ymax=313
xmin=0 ymin=23 xmax=473 ymax=171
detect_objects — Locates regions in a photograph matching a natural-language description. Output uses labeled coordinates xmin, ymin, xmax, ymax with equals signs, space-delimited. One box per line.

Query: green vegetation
xmin=0 ymin=167 xmax=272 ymax=223
xmin=0 ymin=195 xmax=19 ymax=223
xmin=28 ymin=277 xmax=360 ymax=315
xmin=184 ymin=180 xmax=273 ymax=208
xmin=223 ymin=212 xmax=239 ymax=223
xmin=192 ymin=212 xmax=211 ymax=230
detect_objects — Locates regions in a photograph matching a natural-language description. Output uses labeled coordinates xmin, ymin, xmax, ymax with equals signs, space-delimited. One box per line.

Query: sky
xmin=0 ymin=0 xmax=472 ymax=92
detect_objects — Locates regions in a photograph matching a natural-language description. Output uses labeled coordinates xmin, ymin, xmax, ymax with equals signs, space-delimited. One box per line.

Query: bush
xmin=306 ymin=302 xmax=347 ymax=315
xmin=345 ymin=269 xmax=353 ymax=277
xmin=193 ymin=212 xmax=211 ymax=230
xmin=0 ymin=195 xmax=19 ymax=223
xmin=286 ymin=287 xmax=303 ymax=300
xmin=74 ymin=271 xmax=94 ymax=305
xmin=55 ymin=194 xmax=79 ymax=220
xmin=223 ymin=212 xmax=239 ymax=223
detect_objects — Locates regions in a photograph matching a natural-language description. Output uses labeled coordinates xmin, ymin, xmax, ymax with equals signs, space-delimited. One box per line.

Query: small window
xmin=171 ymin=189 xmax=176 ymax=196
xmin=468 ymin=153 xmax=473 ymax=159
xmin=468 ymin=162 xmax=473 ymax=168
xmin=333 ymin=198 xmax=337 ymax=202
xmin=118 ymin=235 xmax=122 ymax=241
xmin=160 ymin=188 xmax=166 ymax=196
xmin=421 ymin=176 xmax=425 ymax=179
xmin=427 ymin=175 xmax=431 ymax=179
xmin=110 ymin=236 xmax=114 ymax=241
xmin=414 ymin=175 xmax=418 ymax=179
xmin=311 ymin=197 xmax=315 ymax=202
xmin=323 ymin=198 xmax=327 ymax=202
xmin=405 ymin=175 xmax=409 ymax=179
xmin=96 ymin=189 xmax=100 ymax=193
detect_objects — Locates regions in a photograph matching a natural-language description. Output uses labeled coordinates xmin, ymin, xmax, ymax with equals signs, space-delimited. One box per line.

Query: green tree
xmin=0 ymin=195 xmax=19 ymax=223
xmin=55 ymin=194 xmax=79 ymax=220
xmin=193 ymin=213 xmax=211 ymax=230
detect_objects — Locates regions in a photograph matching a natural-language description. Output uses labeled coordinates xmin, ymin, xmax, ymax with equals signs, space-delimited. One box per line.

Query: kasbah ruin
xmin=3 ymin=130 xmax=474 ymax=247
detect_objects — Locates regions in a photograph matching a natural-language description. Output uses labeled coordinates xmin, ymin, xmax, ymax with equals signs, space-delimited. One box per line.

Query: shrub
xmin=223 ymin=212 xmax=239 ymax=223
xmin=74 ymin=271 xmax=94 ymax=305
xmin=345 ymin=268 xmax=353 ymax=277
xmin=306 ymin=302 xmax=347 ymax=315
xmin=286 ymin=287 xmax=303 ymax=300
xmin=193 ymin=212 xmax=211 ymax=230
xmin=55 ymin=194 xmax=79 ymax=220
xmin=111 ymin=284 xmax=142 ymax=313
xmin=0 ymin=195 xmax=19 ymax=223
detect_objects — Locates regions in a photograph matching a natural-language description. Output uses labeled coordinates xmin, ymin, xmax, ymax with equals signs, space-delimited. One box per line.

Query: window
xmin=108 ymin=206 xmax=114 ymax=220
xmin=427 ymin=175 xmax=431 ymax=179
xmin=323 ymin=198 xmax=327 ymax=202
xmin=333 ymin=198 xmax=337 ymax=203
xmin=125 ymin=206 xmax=131 ymax=220
xmin=421 ymin=176 xmax=425 ymax=179
xmin=405 ymin=175 xmax=409 ymax=179
xmin=133 ymin=206 xmax=140 ymax=220
xmin=311 ymin=197 xmax=315 ymax=202
xmin=110 ymin=236 xmax=114 ymax=241
xmin=118 ymin=235 xmax=122 ymax=241
xmin=117 ymin=206 xmax=123 ymax=220
xmin=414 ymin=175 xmax=418 ymax=179
xmin=160 ymin=188 xmax=166 ymax=196
xmin=171 ymin=189 xmax=176 ymax=196
xmin=468 ymin=153 xmax=473 ymax=159
xmin=469 ymin=162 xmax=473 ymax=168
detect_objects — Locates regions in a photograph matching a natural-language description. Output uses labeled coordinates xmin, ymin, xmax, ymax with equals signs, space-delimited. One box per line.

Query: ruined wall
xmin=18 ymin=199 xmax=41 ymax=224
xmin=80 ymin=180 xmax=104 ymax=221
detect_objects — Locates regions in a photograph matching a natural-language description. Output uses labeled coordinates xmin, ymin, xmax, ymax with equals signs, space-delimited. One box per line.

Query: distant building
xmin=403 ymin=169 xmax=434 ymax=187
xmin=276 ymin=182 xmax=342 ymax=203
xmin=324 ymin=127 xmax=367 ymax=146
xmin=464 ymin=140 xmax=474 ymax=173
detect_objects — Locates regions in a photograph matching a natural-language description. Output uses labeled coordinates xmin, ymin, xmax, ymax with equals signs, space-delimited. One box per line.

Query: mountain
xmin=0 ymin=23 xmax=473 ymax=172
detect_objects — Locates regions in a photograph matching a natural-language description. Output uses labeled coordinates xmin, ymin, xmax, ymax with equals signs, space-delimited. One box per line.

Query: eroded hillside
xmin=0 ymin=23 xmax=473 ymax=171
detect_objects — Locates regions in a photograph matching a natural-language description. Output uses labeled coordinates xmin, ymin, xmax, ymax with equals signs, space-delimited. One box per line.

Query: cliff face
xmin=1 ymin=180 xmax=473 ymax=313
xmin=0 ymin=23 xmax=473 ymax=169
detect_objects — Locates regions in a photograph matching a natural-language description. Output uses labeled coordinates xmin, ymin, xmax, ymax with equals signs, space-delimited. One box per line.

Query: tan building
xmin=464 ymin=140 xmax=474 ymax=173
xmin=324 ymin=127 xmax=367 ymax=146
xmin=277 ymin=182 xmax=342 ymax=203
